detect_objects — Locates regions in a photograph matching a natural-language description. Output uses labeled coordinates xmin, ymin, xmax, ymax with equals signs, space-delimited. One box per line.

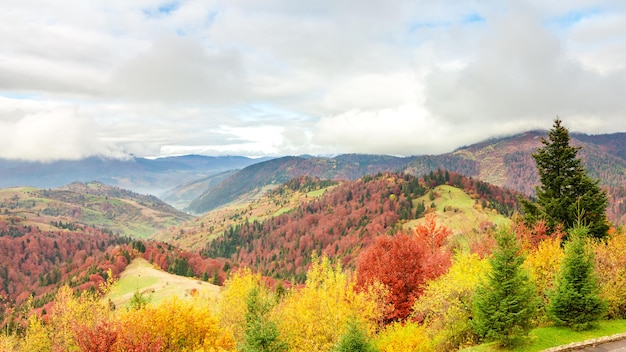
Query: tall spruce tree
xmin=548 ymin=226 xmax=606 ymax=331
xmin=472 ymin=229 xmax=536 ymax=347
xmin=522 ymin=118 xmax=609 ymax=239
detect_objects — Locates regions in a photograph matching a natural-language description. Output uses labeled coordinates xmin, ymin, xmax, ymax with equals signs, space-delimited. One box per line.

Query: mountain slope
xmin=186 ymin=154 xmax=414 ymax=214
xmin=0 ymin=181 xmax=192 ymax=238
xmin=0 ymin=214 xmax=135 ymax=329
xmin=160 ymin=170 xmax=237 ymax=210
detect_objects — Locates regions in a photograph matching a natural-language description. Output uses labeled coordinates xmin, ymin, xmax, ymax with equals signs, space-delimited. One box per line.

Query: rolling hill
xmin=0 ymin=181 xmax=192 ymax=238
xmin=107 ymin=257 xmax=220 ymax=310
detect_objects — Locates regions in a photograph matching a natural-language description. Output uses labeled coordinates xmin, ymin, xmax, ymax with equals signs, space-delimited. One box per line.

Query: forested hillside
xmin=181 ymin=131 xmax=626 ymax=225
xmin=0 ymin=215 xmax=134 ymax=331
xmin=200 ymin=170 xmax=521 ymax=280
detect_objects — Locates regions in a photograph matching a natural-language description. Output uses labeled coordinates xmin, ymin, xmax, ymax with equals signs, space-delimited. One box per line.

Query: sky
xmin=1 ymin=0 xmax=626 ymax=161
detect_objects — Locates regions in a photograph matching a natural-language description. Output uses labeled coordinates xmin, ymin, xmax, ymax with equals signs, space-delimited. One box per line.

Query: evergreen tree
xmin=548 ymin=226 xmax=606 ymax=331
xmin=240 ymin=286 xmax=287 ymax=352
xmin=522 ymin=118 xmax=609 ymax=239
xmin=333 ymin=319 xmax=378 ymax=352
xmin=472 ymin=229 xmax=536 ymax=347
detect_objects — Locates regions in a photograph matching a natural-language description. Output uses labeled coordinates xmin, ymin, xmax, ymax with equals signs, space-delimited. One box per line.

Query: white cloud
xmin=0 ymin=106 xmax=125 ymax=161
xmin=158 ymin=125 xmax=284 ymax=157
xmin=109 ymin=36 xmax=248 ymax=103
xmin=424 ymin=5 xmax=626 ymax=134
xmin=312 ymin=104 xmax=460 ymax=156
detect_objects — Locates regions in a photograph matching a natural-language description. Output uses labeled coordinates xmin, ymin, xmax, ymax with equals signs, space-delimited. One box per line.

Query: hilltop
xmin=107 ymin=257 xmax=220 ymax=310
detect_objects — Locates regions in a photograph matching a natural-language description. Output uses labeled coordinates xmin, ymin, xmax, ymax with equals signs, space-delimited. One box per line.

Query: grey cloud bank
xmin=0 ymin=0 xmax=625 ymax=161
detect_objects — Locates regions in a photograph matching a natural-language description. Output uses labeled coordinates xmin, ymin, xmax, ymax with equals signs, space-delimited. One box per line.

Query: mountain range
xmin=0 ymin=155 xmax=267 ymax=196
xmin=185 ymin=131 xmax=626 ymax=224
xmin=0 ymin=130 xmax=624 ymax=223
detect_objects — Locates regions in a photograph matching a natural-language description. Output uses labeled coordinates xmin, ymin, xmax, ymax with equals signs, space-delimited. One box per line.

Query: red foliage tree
xmin=356 ymin=226 xmax=451 ymax=322
xmin=414 ymin=213 xmax=451 ymax=254
xmin=74 ymin=320 xmax=118 ymax=352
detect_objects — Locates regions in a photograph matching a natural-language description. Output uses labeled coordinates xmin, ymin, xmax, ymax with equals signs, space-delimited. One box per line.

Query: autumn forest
xmin=1 ymin=121 xmax=626 ymax=351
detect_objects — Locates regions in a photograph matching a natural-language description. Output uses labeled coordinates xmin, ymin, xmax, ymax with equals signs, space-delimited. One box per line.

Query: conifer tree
xmin=472 ymin=229 xmax=535 ymax=347
xmin=522 ymin=118 xmax=609 ymax=239
xmin=548 ymin=226 xmax=606 ymax=331
xmin=241 ymin=286 xmax=288 ymax=352
xmin=333 ymin=319 xmax=378 ymax=352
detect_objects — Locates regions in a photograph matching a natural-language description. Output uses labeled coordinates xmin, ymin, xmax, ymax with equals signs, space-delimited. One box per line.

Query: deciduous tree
xmin=356 ymin=217 xmax=451 ymax=322
xmin=593 ymin=230 xmax=626 ymax=318
xmin=523 ymin=235 xmax=564 ymax=324
xmin=373 ymin=321 xmax=431 ymax=352
xmin=276 ymin=255 xmax=385 ymax=352
xmin=413 ymin=252 xmax=489 ymax=350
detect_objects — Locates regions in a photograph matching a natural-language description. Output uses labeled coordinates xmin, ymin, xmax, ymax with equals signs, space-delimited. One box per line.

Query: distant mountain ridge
xmin=185 ymin=131 xmax=626 ymax=223
xmin=0 ymin=155 xmax=267 ymax=196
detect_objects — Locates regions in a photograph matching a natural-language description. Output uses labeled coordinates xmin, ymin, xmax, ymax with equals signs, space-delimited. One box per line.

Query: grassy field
xmin=462 ymin=320 xmax=626 ymax=351
xmin=107 ymin=258 xmax=220 ymax=309
xmin=404 ymin=185 xmax=511 ymax=238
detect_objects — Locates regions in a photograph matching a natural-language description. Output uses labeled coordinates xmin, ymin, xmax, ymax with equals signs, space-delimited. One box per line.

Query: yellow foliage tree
xmin=593 ymin=230 xmax=626 ymax=318
xmin=0 ymin=334 xmax=19 ymax=352
xmin=21 ymin=313 xmax=52 ymax=352
xmin=219 ymin=267 xmax=265 ymax=344
xmin=275 ymin=255 xmax=386 ymax=352
xmin=47 ymin=285 xmax=111 ymax=351
xmin=412 ymin=252 xmax=489 ymax=350
xmin=523 ymin=236 xmax=564 ymax=324
xmin=374 ymin=321 xmax=431 ymax=352
xmin=117 ymin=295 xmax=235 ymax=351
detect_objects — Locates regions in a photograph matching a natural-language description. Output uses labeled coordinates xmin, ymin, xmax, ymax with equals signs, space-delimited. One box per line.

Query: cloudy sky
xmin=1 ymin=0 xmax=625 ymax=161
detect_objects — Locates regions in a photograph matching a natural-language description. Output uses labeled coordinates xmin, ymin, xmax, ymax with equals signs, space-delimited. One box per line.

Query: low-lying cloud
xmin=0 ymin=107 xmax=125 ymax=161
